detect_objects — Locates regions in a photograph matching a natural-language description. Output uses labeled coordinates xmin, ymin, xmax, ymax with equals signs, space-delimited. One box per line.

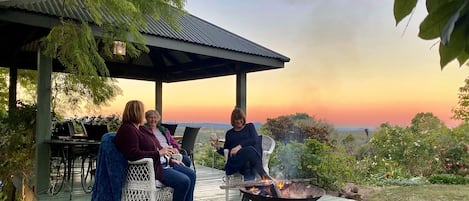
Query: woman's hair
xmin=122 ymin=100 xmax=145 ymax=124
xmin=145 ymin=109 xmax=161 ymax=119
xmin=230 ymin=107 xmax=246 ymax=126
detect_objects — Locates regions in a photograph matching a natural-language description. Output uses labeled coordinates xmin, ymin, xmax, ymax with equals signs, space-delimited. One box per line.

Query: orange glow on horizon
xmin=99 ymin=101 xmax=462 ymax=129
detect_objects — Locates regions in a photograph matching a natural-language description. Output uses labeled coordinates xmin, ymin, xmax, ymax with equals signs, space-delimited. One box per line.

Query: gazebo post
xmin=236 ymin=69 xmax=247 ymax=115
xmin=155 ymin=80 xmax=163 ymax=120
xmin=8 ymin=65 xmax=17 ymax=110
xmin=35 ymin=49 xmax=52 ymax=197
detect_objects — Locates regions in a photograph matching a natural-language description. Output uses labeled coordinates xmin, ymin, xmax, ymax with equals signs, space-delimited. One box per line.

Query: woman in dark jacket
xmin=212 ymin=107 xmax=269 ymax=181
xmin=114 ymin=100 xmax=195 ymax=201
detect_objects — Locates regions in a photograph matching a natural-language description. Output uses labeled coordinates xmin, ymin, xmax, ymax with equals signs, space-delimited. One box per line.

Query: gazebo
xmin=0 ymin=0 xmax=289 ymax=198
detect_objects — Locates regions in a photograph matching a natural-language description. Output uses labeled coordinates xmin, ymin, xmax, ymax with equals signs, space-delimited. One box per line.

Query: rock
xmin=339 ymin=183 xmax=362 ymax=201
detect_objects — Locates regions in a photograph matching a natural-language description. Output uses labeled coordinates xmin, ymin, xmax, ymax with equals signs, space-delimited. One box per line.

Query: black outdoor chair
xmin=180 ymin=126 xmax=200 ymax=172
xmin=83 ymin=124 xmax=109 ymax=141
xmin=161 ymin=123 xmax=178 ymax=136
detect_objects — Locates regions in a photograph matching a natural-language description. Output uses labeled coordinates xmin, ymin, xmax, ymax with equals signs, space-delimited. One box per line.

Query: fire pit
xmin=239 ymin=180 xmax=325 ymax=201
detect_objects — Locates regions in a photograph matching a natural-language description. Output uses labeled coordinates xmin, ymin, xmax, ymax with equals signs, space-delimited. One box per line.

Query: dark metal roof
xmin=0 ymin=0 xmax=290 ymax=82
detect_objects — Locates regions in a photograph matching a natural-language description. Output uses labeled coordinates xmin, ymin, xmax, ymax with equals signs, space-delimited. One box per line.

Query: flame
xmin=248 ymin=186 xmax=260 ymax=195
xmin=261 ymin=177 xmax=270 ymax=184
xmin=277 ymin=181 xmax=285 ymax=189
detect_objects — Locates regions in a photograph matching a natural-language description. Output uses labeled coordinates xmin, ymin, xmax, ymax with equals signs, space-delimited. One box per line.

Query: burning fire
xmin=276 ymin=181 xmax=285 ymax=189
xmin=248 ymin=186 xmax=260 ymax=195
xmin=240 ymin=178 xmax=325 ymax=200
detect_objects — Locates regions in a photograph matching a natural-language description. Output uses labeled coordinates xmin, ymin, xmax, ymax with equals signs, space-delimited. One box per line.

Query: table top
xmin=44 ymin=138 xmax=101 ymax=145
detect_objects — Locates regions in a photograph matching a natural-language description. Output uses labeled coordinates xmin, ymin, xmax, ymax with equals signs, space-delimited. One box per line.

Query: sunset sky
xmin=99 ymin=0 xmax=469 ymax=128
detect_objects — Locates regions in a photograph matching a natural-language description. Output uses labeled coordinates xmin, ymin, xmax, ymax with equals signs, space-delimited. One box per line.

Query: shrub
xmin=195 ymin=143 xmax=225 ymax=170
xmin=270 ymin=139 xmax=360 ymax=190
xmin=0 ymin=102 xmax=36 ymax=200
xmin=261 ymin=113 xmax=335 ymax=145
xmin=428 ymin=174 xmax=469 ymax=184
xmin=435 ymin=136 xmax=469 ymax=176
xmin=370 ymin=123 xmax=441 ymax=176
xmin=374 ymin=176 xmax=427 ymax=186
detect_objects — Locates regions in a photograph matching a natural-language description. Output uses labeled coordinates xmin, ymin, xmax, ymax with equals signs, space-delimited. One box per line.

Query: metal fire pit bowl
xmin=240 ymin=181 xmax=325 ymax=201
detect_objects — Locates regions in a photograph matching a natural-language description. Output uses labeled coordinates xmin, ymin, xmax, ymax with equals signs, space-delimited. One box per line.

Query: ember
xmin=240 ymin=181 xmax=325 ymax=201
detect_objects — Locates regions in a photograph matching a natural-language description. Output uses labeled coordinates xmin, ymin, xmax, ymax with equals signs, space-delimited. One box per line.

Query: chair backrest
xmin=52 ymin=120 xmax=75 ymax=138
xmin=92 ymin=132 xmax=127 ymax=201
xmin=261 ymin=135 xmax=275 ymax=174
xmin=161 ymin=123 xmax=177 ymax=136
xmin=84 ymin=124 xmax=109 ymax=141
xmin=180 ymin=126 xmax=200 ymax=155
xmin=262 ymin=135 xmax=275 ymax=154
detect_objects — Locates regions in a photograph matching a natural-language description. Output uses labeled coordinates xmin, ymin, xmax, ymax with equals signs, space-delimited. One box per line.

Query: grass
xmin=365 ymin=184 xmax=469 ymax=201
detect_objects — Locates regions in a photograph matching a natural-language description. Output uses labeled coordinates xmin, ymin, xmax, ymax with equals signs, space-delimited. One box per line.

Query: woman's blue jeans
xmin=182 ymin=154 xmax=192 ymax=167
xmin=162 ymin=164 xmax=196 ymax=201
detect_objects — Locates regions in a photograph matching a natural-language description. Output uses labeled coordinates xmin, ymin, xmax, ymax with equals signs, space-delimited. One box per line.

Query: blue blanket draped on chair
xmin=92 ymin=132 xmax=128 ymax=201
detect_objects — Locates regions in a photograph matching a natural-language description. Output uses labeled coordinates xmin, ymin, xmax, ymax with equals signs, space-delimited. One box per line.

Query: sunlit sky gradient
xmin=96 ymin=0 xmax=469 ymax=128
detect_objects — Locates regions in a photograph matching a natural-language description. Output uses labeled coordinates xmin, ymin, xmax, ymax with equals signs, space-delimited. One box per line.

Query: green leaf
xmin=419 ymin=1 xmax=461 ymax=40
xmin=426 ymin=0 xmax=449 ymax=13
xmin=441 ymin=0 xmax=468 ymax=45
xmin=394 ymin=0 xmax=418 ymax=25
xmin=439 ymin=21 xmax=466 ymax=68
xmin=457 ymin=51 xmax=469 ymax=66
xmin=457 ymin=31 xmax=469 ymax=66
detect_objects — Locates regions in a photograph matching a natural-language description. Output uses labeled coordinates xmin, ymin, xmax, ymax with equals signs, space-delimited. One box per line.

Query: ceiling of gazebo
xmin=0 ymin=0 xmax=289 ymax=82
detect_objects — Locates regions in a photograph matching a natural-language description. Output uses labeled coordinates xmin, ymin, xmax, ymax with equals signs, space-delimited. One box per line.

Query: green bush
xmin=370 ymin=123 xmax=442 ymax=176
xmin=436 ymin=137 xmax=469 ymax=176
xmin=428 ymin=174 xmax=469 ymax=184
xmin=261 ymin=113 xmax=335 ymax=145
xmin=270 ymin=139 xmax=361 ymax=190
xmin=374 ymin=176 xmax=427 ymax=186
xmin=195 ymin=143 xmax=225 ymax=170
xmin=0 ymin=102 xmax=36 ymax=201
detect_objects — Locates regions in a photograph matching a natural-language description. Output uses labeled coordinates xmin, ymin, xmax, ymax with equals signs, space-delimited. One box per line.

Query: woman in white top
xmin=145 ymin=110 xmax=192 ymax=167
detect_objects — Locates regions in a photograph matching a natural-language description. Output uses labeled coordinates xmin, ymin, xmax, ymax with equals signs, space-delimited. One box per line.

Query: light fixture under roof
xmin=113 ymin=40 xmax=126 ymax=56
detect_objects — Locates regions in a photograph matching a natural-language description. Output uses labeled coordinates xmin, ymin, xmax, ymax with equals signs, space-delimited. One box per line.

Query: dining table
xmin=44 ymin=138 xmax=101 ymax=199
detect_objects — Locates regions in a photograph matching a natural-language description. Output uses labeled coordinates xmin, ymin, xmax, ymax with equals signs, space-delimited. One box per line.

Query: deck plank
xmin=37 ymin=164 xmax=352 ymax=201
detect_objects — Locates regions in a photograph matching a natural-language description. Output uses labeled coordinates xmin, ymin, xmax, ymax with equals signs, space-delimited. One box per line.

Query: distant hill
xmin=163 ymin=121 xmax=371 ymax=131
xmin=163 ymin=122 xmax=263 ymax=129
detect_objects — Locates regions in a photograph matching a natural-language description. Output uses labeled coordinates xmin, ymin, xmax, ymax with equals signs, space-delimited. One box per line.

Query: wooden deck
xmin=37 ymin=165 xmax=353 ymax=201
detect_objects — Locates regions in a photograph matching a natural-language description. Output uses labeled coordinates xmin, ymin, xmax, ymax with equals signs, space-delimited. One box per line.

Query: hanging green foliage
xmin=39 ymin=0 xmax=185 ymax=108
xmin=394 ymin=0 xmax=469 ymax=68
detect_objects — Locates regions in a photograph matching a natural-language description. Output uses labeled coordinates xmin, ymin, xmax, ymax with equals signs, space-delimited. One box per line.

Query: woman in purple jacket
xmin=144 ymin=109 xmax=192 ymax=167
xmin=114 ymin=100 xmax=195 ymax=201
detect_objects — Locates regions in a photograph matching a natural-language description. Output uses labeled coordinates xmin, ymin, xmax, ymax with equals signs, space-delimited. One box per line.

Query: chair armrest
xmin=128 ymin=158 xmax=153 ymax=165
xmin=126 ymin=158 xmax=157 ymax=189
xmin=262 ymin=150 xmax=272 ymax=174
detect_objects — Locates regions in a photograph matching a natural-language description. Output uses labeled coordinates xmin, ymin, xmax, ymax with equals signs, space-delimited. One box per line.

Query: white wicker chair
xmin=121 ymin=158 xmax=173 ymax=201
xmin=223 ymin=135 xmax=276 ymax=201
xmin=261 ymin=135 xmax=275 ymax=174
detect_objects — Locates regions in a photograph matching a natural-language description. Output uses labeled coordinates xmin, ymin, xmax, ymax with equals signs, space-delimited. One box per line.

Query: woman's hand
xmin=158 ymin=146 xmax=174 ymax=157
xmin=171 ymin=159 xmax=185 ymax=166
xmin=210 ymin=140 xmax=220 ymax=149
xmin=230 ymin=145 xmax=241 ymax=156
